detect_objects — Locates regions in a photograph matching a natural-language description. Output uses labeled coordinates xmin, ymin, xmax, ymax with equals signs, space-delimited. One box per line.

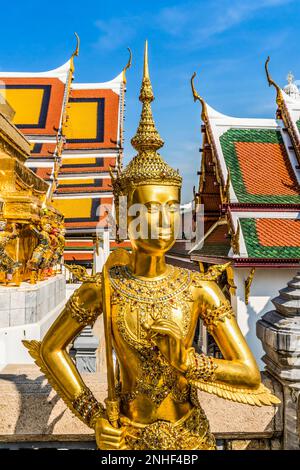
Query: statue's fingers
xmin=150 ymin=324 xmax=181 ymax=340
xmin=150 ymin=334 xmax=171 ymax=358
xmin=100 ymin=440 xmax=126 ymax=450
xmin=99 ymin=420 xmax=124 ymax=437
xmin=151 ymin=319 xmax=182 ymax=336
xmin=152 ymin=318 xmax=180 ymax=329
xmin=149 ymin=325 xmax=177 ymax=338
xmin=100 ymin=433 xmax=125 ymax=444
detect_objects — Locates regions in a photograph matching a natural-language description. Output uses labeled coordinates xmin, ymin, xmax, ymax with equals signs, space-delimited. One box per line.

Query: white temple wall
xmin=232 ymin=268 xmax=298 ymax=369
xmin=0 ymin=275 xmax=66 ymax=366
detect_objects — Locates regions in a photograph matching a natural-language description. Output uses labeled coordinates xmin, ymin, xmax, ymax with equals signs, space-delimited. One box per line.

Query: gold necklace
xmin=110 ymin=264 xmax=194 ymax=345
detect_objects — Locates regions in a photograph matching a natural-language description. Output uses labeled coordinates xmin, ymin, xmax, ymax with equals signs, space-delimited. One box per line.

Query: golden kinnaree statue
xmin=24 ymin=42 xmax=279 ymax=450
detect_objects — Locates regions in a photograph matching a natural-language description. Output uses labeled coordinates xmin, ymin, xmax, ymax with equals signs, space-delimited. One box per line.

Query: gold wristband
xmin=72 ymin=387 xmax=105 ymax=427
xmin=185 ymin=352 xmax=217 ymax=383
xmin=67 ymin=292 xmax=98 ymax=326
xmin=202 ymin=300 xmax=234 ymax=333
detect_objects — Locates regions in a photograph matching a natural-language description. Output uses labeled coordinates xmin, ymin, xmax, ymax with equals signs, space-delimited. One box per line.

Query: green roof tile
xmin=240 ymin=218 xmax=300 ymax=258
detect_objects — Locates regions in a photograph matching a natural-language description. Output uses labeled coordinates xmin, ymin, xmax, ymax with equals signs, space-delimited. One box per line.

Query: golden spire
xmin=131 ymin=40 xmax=164 ymax=153
xmin=110 ymin=39 xmax=182 ymax=217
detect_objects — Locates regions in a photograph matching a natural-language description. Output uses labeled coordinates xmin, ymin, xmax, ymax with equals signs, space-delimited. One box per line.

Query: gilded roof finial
xmin=70 ymin=32 xmax=80 ymax=73
xmin=131 ymin=40 xmax=164 ymax=153
xmin=191 ymin=72 xmax=208 ymax=123
xmin=122 ymin=47 xmax=132 ymax=84
xmin=264 ymin=56 xmax=282 ymax=108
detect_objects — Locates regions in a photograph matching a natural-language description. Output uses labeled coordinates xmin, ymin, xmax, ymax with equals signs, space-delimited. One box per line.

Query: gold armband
xmin=72 ymin=387 xmax=105 ymax=428
xmin=67 ymin=291 xmax=99 ymax=326
xmin=202 ymin=300 xmax=234 ymax=333
xmin=185 ymin=352 xmax=217 ymax=383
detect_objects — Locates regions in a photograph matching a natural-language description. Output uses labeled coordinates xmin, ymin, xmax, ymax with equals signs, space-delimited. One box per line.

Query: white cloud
xmin=94 ymin=0 xmax=296 ymax=51
xmin=155 ymin=0 xmax=296 ymax=48
xmin=94 ymin=17 xmax=137 ymax=51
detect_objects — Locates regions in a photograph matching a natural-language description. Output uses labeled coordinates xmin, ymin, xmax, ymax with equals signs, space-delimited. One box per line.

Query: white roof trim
xmin=26 ymin=162 xmax=53 ymax=169
xmin=61 ymin=153 xmax=118 ymax=159
xmin=0 ymin=60 xmax=71 ymax=84
xmin=71 ymin=71 xmax=124 ymax=95
xmin=231 ymin=211 xmax=300 ymax=219
xmin=279 ymin=122 xmax=300 ymax=185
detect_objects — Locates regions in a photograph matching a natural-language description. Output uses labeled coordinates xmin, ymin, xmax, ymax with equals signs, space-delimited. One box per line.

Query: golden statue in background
xmin=24 ymin=42 xmax=279 ymax=450
xmin=0 ymin=96 xmax=65 ymax=285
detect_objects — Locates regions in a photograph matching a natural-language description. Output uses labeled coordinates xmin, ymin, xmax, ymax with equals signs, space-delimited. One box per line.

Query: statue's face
xmin=128 ymin=184 xmax=180 ymax=254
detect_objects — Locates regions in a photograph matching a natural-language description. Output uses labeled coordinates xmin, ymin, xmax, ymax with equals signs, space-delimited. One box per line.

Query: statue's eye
xmin=168 ymin=203 xmax=179 ymax=213
xmin=147 ymin=204 xmax=160 ymax=213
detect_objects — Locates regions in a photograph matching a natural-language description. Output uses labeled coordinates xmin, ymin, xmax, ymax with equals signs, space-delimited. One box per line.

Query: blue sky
xmin=0 ymin=0 xmax=299 ymax=202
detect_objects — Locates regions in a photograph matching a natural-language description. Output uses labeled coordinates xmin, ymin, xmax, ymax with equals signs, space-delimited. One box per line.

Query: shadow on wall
xmin=0 ymin=373 xmax=65 ymax=435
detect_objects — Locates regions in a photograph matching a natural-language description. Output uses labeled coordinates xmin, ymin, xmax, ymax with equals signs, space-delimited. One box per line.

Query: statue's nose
xmin=159 ymin=206 xmax=170 ymax=227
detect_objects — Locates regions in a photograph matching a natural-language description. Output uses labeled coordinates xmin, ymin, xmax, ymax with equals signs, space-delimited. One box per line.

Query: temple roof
xmin=0 ymin=49 xmax=127 ymax=238
xmin=191 ymin=68 xmax=300 ymax=265
xmin=190 ymin=213 xmax=300 ymax=265
xmin=220 ymin=127 xmax=299 ymax=204
xmin=203 ymin=102 xmax=300 ymax=205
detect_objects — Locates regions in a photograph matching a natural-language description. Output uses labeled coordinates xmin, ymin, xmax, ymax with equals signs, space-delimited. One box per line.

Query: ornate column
xmin=257 ymin=271 xmax=300 ymax=449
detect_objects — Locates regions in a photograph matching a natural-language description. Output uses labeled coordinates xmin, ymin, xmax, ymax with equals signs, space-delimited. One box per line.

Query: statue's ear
xmin=104 ymin=249 xmax=131 ymax=271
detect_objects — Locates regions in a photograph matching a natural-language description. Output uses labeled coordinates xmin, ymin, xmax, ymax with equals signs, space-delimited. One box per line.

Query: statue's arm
xmin=192 ymin=280 xmax=260 ymax=388
xmin=23 ymin=279 xmax=104 ymax=427
xmin=185 ymin=278 xmax=280 ymax=405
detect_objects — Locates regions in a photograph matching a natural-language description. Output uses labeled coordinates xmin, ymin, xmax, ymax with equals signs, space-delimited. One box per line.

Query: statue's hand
xmin=94 ymin=416 xmax=127 ymax=450
xmin=147 ymin=319 xmax=190 ymax=373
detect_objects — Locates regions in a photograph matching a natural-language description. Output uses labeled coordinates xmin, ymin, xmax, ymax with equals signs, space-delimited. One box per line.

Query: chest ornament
xmin=110 ymin=265 xmax=194 ymax=347
xmin=109 ymin=265 xmax=194 ymax=406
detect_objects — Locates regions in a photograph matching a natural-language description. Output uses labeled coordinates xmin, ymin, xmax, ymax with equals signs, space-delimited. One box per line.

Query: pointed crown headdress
xmin=110 ymin=41 xmax=182 ymax=202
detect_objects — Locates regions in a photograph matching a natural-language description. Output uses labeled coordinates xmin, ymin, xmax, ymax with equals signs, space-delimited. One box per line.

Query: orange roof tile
xmin=235 ymin=142 xmax=299 ymax=196
xmin=256 ymin=219 xmax=300 ymax=247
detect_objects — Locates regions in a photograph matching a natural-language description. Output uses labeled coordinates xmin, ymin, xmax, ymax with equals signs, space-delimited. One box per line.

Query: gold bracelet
xmin=202 ymin=300 xmax=234 ymax=333
xmin=72 ymin=387 xmax=105 ymax=427
xmin=185 ymin=353 xmax=217 ymax=383
xmin=67 ymin=291 xmax=99 ymax=326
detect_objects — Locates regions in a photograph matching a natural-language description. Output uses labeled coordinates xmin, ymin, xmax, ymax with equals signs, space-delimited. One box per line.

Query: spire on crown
xmin=131 ymin=41 xmax=164 ymax=152
xmin=110 ymin=41 xmax=182 ymax=201
xmin=110 ymin=41 xmax=182 ymax=242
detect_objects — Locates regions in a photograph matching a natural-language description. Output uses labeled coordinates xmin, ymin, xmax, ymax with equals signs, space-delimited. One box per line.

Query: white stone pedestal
xmin=0 ymin=275 xmax=66 ymax=365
